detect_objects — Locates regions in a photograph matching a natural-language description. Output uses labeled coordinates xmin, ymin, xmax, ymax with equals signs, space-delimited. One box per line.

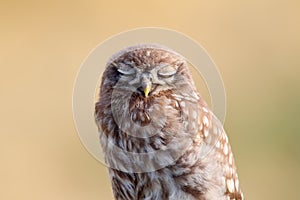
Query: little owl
xmin=95 ymin=44 xmax=244 ymax=200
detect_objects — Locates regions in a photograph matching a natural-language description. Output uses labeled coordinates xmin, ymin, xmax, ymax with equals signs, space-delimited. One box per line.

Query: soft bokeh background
xmin=1 ymin=1 xmax=299 ymax=199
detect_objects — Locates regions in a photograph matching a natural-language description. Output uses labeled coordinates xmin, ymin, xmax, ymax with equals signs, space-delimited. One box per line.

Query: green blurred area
xmin=0 ymin=0 xmax=299 ymax=199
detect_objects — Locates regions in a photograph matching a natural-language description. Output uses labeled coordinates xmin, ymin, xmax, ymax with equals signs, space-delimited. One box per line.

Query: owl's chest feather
xmin=128 ymin=93 xmax=181 ymax=127
xmin=109 ymin=144 xmax=226 ymax=200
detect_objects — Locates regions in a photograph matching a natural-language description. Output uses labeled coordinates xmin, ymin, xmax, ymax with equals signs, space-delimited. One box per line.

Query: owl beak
xmin=143 ymin=82 xmax=152 ymax=98
xmin=141 ymin=77 xmax=152 ymax=98
xmin=141 ymin=74 xmax=153 ymax=97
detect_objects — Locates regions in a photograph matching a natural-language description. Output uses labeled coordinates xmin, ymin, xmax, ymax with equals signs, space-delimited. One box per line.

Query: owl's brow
xmin=111 ymin=61 xmax=132 ymax=67
xmin=124 ymin=60 xmax=136 ymax=66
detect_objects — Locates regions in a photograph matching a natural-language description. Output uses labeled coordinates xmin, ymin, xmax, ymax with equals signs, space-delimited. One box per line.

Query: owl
xmin=95 ymin=44 xmax=244 ymax=200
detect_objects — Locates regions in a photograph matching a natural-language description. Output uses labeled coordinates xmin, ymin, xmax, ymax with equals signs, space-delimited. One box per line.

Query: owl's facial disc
xmin=116 ymin=62 xmax=179 ymax=97
xmin=136 ymin=65 xmax=177 ymax=97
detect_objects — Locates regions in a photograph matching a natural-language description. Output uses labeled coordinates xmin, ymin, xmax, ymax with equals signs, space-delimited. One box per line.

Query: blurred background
xmin=1 ymin=0 xmax=299 ymax=199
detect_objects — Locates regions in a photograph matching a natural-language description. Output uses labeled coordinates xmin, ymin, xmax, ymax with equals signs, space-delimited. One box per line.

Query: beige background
xmin=1 ymin=1 xmax=300 ymax=199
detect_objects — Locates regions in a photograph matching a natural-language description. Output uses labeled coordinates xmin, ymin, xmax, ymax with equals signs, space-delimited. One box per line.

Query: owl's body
xmin=95 ymin=44 xmax=243 ymax=200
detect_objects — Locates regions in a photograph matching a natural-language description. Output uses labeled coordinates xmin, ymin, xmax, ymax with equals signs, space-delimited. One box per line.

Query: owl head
xmin=102 ymin=44 xmax=196 ymax=99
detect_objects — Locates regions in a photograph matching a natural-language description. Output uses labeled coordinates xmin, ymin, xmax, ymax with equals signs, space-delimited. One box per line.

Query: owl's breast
xmin=129 ymin=95 xmax=151 ymax=126
xmin=129 ymin=93 xmax=180 ymax=128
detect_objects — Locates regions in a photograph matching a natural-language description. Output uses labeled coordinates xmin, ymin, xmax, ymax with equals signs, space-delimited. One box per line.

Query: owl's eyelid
xmin=117 ymin=68 xmax=136 ymax=75
xmin=115 ymin=62 xmax=137 ymax=75
xmin=157 ymin=65 xmax=177 ymax=78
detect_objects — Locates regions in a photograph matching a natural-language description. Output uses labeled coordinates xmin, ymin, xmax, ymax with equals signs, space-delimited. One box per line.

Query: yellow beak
xmin=143 ymin=84 xmax=151 ymax=98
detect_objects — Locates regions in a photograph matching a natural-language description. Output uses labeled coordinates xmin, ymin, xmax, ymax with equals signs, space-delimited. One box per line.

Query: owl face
xmin=107 ymin=47 xmax=195 ymax=99
xmin=116 ymin=62 xmax=180 ymax=97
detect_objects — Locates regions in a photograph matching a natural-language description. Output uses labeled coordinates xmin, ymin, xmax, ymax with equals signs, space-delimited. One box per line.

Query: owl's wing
xmin=200 ymin=109 xmax=244 ymax=200
xmin=170 ymin=92 xmax=243 ymax=199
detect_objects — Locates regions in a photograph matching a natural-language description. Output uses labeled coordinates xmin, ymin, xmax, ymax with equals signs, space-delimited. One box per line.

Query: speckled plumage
xmin=95 ymin=44 xmax=244 ymax=200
